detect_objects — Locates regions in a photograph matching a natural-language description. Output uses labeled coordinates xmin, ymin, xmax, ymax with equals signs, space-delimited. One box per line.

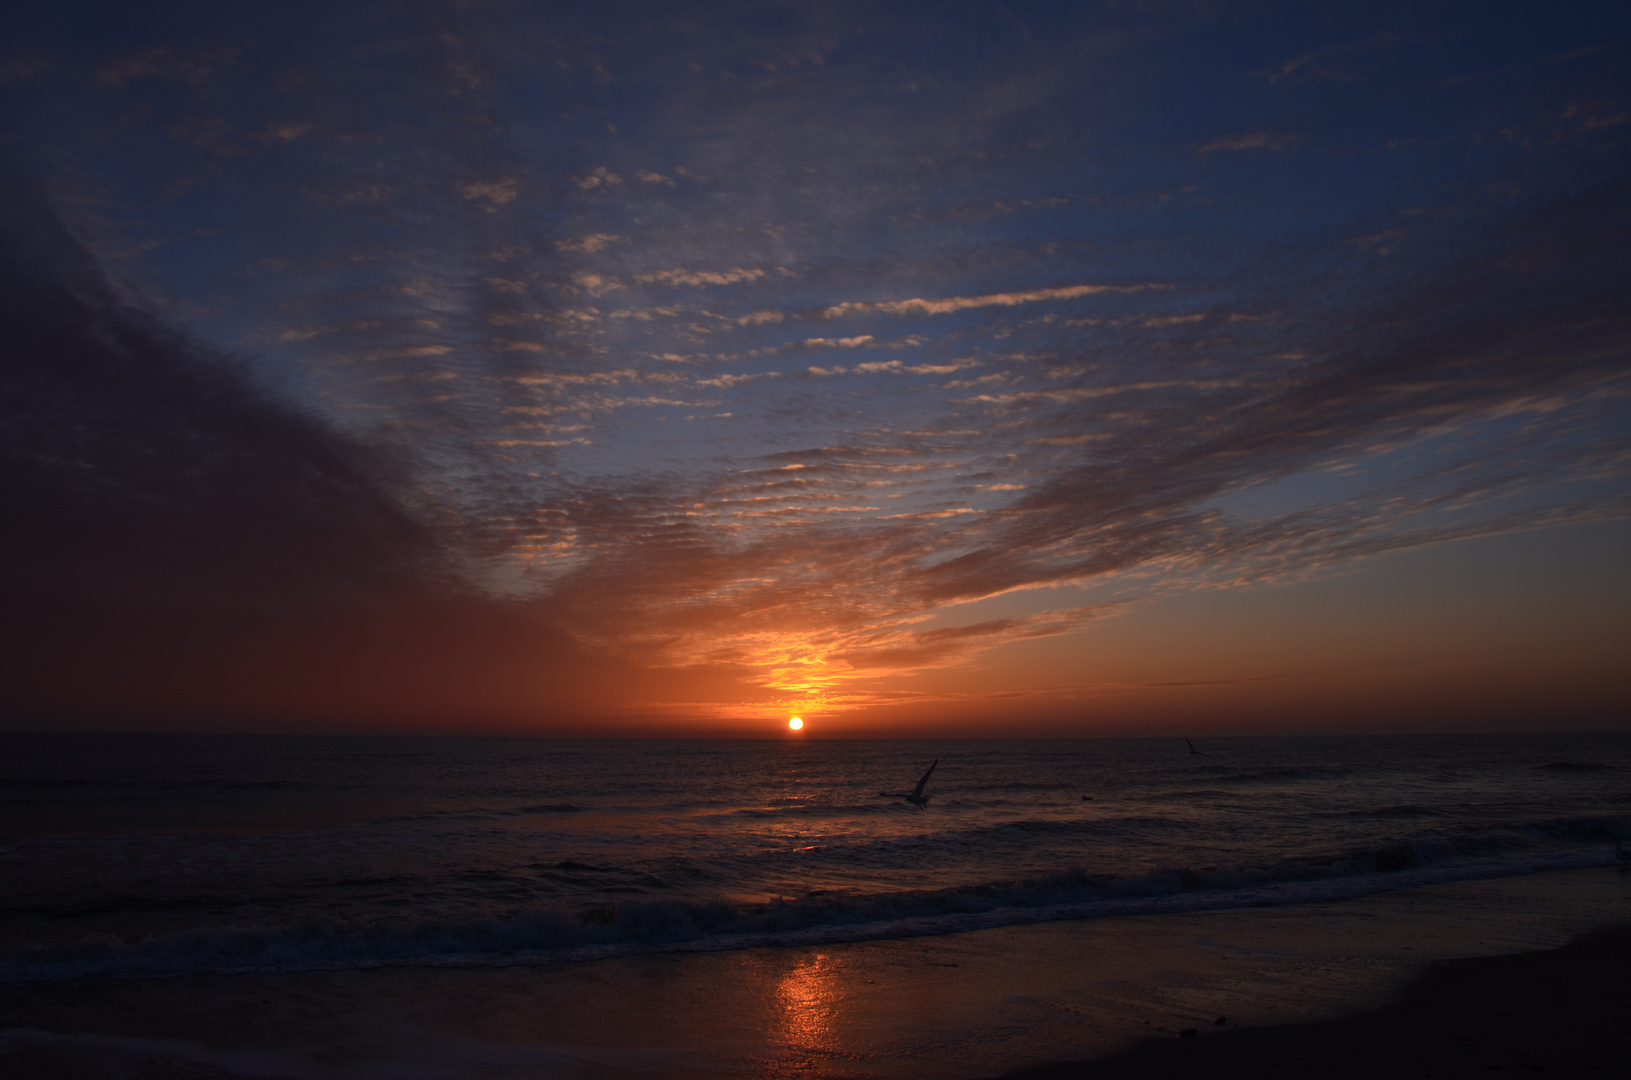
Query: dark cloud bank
xmin=0 ymin=186 xmax=612 ymax=728
xmin=0 ymin=185 xmax=432 ymax=608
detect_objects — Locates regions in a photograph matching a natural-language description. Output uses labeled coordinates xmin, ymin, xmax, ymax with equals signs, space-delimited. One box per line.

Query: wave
xmin=960 ymin=781 xmax=1076 ymax=792
xmin=378 ymin=803 xmax=585 ymax=824
xmin=1215 ymin=765 xmax=1356 ymax=783
xmin=708 ymin=802 xmax=883 ymax=820
xmin=5 ymin=813 xmax=1624 ymax=985
xmin=1310 ymin=804 xmax=1442 ymax=820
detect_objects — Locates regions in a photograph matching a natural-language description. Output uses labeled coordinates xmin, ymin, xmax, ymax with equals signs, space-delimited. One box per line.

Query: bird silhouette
xmin=881 ymin=759 xmax=938 ymax=808
xmin=1186 ymin=738 xmax=1208 ymax=757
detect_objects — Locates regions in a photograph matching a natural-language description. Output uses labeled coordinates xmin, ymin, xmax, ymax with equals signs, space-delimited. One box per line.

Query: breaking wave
xmin=5 ymin=813 xmax=1624 ymax=985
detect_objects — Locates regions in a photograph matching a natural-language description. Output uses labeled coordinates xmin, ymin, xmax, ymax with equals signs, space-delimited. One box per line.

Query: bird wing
xmin=912 ymin=759 xmax=939 ymax=798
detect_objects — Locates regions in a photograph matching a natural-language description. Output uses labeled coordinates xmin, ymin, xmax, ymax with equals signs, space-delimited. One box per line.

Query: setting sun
xmin=788 ymin=717 xmax=803 ymax=731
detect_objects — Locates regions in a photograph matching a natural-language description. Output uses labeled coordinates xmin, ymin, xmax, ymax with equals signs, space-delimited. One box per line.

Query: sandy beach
xmin=2 ymin=866 xmax=1627 ymax=1079
xmin=1007 ymin=921 xmax=1630 ymax=1078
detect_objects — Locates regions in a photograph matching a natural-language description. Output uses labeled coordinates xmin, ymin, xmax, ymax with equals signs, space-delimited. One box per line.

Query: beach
xmin=3 ymin=866 xmax=1627 ymax=1078
xmin=1011 ymin=921 xmax=1630 ymax=1079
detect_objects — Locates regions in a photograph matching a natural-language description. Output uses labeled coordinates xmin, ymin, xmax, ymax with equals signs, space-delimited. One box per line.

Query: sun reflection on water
xmin=775 ymin=952 xmax=843 ymax=1052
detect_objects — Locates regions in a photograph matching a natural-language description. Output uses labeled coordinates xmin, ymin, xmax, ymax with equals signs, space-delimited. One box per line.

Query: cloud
xmin=1197 ymin=130 xmax=1303 ymax=153
xmin=803 ymin=335 xmax=873 ymax=347
xmin=556 ymin=233 xmax=623 ymax=253
xmin=574 ymin=272 xmax=623 ymax=295
xmin=0 ymin=58 xmax=47 ymax=86
xmin=903 ymin=182 xmax=1631 ymax=605
xmin=696 ymin=371 xmax=781 ymax=388
xmin=823 ymin=283 xmax=1154 ymax=318
xmin=576 ymin=167 xmax=623 ymax=190
xmin=830 ymin=604 xmax=1127 ymax=672
xmin=638 ymin=267 xmax=769 ymax=287
xmin=459 ymin=178 xmax=522 ymax=208
xmin=96 ymin=47 xmax=236 ymax=89
xmin=0 ymin=184 xmax=439 ymax=611
xmin=906 ymin=358 xmax=978 ymax=375
xmin=257 ymin=122 xmax=314 ymax=143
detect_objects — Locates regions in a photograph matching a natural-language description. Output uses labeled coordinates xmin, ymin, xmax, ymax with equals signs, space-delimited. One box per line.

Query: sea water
xmin=2 ymin=732 xmax=1627 ymax=984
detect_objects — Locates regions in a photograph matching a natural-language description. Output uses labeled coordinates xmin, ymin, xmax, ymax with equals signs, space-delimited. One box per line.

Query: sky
xmin=1 ymin=1 xmax=1628 ymax=736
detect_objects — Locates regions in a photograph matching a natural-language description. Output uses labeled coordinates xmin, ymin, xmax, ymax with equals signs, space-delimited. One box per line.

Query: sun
xmin=788 ymin=717 xmax=804 ymax=731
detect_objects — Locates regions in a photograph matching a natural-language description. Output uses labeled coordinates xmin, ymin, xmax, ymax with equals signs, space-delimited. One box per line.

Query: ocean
xmin=3 ymin=732 xmax=1627 ymax=986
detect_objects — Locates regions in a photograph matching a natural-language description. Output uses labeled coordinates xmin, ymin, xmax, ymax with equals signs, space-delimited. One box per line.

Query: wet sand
xmin=2 ymin=867 xmax=1628 ymax=1079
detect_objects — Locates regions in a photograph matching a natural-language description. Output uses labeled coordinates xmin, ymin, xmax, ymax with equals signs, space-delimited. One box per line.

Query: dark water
xmin=2 ymin=732 xmax=1627 ymax=982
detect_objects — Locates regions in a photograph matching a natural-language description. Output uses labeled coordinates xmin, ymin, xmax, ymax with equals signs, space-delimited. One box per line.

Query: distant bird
xmin=1616 ymin=840 xmax=1631 ymax=867
xmin=881 ymin=759 xmax=938 ymax=808
xmin=1186 ymin=738 xmax=1208 ymax=757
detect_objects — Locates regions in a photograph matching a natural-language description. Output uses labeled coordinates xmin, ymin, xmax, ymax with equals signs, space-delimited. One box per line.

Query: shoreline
xmin=2 ymin=866 xmax=1628 ymax=1078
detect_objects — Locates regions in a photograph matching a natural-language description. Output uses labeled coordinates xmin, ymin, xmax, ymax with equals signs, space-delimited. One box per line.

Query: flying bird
xmin=1186 ymin=738 xmax=1208 ymax=757
xmin=881 ymin=759 xmax=938 ymax=808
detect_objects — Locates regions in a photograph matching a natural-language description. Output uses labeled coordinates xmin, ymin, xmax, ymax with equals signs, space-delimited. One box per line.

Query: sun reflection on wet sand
xmin=775 ymin=952 xmax=845 ymax=1056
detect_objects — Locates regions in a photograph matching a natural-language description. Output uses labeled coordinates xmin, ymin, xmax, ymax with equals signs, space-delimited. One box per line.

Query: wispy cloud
xmin=803 ymin=335 xmax=874 ymax=347
xmin=1197 ymin=130 xmax=1302 ymax=153
xmin=824 ymin=283 xmax=1155 ymax=318
xmin=638 ymin=267 xmax=768 ymax=287
xmin=458 ymin=178 xmax=521 ymax=207
xmin=556 ymin=233 xmax=623 ymax=253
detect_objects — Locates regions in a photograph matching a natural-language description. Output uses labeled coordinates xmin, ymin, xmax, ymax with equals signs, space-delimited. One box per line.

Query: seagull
xmin=1186 ymin=738 xmax=1208 ymax=757
xmin=881 ymin=759 xmax=938 ymax=808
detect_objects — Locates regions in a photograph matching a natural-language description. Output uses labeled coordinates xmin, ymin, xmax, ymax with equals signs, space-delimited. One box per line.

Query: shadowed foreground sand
xmin=2 ymin=868 xmax=1628 ymax=1078
xmin=1003 ymin=922 xmax=1630 ymax=1079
